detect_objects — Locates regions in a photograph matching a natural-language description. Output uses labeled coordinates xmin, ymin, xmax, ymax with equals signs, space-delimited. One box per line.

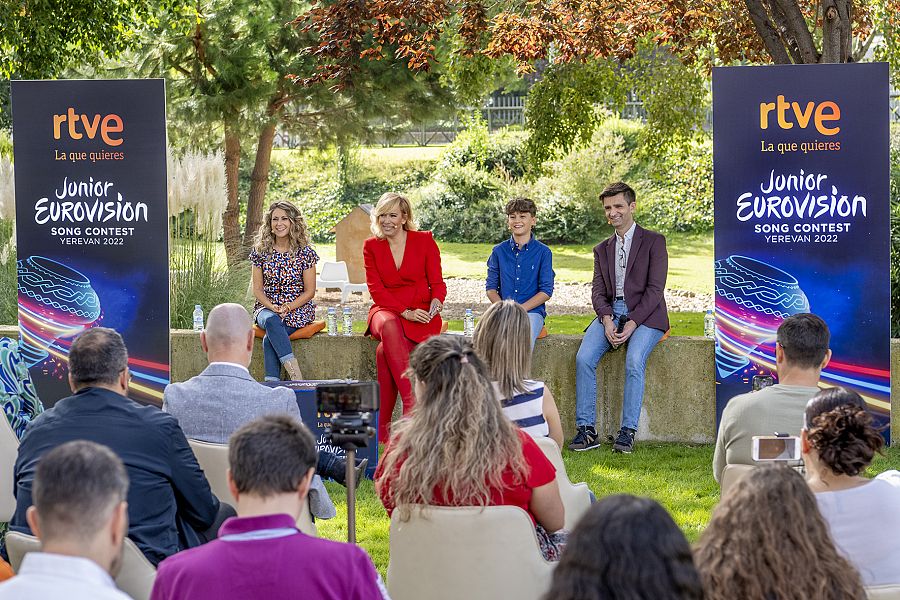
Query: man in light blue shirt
xmin=486 ymin=197 xmax=555 ymax=348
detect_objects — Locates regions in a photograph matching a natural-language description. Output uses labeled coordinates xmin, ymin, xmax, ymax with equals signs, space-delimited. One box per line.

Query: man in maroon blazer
xmin=569 ymin=182 xmax=669 ymax=453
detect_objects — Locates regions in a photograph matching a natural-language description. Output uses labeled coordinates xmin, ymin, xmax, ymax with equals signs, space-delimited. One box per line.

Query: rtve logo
xmin=53 ymin=108 xmax=124 ymax=146
xmin=759 ymin=95 xmax=840 ymax=136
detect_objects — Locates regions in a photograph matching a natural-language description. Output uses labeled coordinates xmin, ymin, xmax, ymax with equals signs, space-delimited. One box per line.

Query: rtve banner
xmin=11 ymin=79 xmax=170 ymax=407
xmin=712 ymin=64 xmax=891 ymax=439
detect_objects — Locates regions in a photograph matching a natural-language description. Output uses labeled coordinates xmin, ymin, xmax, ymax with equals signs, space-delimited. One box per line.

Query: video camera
xmin=315 ymin=381 xmax=379 ymax=453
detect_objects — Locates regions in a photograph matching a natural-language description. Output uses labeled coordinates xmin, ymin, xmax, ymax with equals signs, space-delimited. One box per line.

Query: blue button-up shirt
xmin=486 ymin=235 xmax=555 ymax=318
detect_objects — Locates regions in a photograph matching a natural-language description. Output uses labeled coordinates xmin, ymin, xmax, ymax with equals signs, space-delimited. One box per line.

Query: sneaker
xmin=612 ymin=428 xmax=636 ymax=454
xmin=568 ymin=426 xmax=601 ymax=451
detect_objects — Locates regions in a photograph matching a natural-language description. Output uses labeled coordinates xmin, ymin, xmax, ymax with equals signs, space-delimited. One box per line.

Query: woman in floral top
xmin=250 ymin=201 xmax=318 ymax=381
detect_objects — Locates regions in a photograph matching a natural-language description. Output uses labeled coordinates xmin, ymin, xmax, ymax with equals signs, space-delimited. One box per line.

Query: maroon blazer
xmin=364 ymin=230 xmax=447 ymax=343
xmin=590 ymin=224 xmax=669 ymax=332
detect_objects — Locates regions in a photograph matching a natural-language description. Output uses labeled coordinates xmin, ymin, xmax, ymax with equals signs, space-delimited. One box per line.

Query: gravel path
xmin=315 ymin=278 xmax=713 ymax=318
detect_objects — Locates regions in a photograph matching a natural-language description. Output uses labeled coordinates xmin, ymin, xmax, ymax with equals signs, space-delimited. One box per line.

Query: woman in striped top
xmin=474 ymin=300 xmax=563 ymax=448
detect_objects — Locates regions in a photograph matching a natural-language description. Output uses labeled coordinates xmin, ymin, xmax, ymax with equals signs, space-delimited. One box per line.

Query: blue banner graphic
xmin=713 ymin=64 xmax=891 ymax=437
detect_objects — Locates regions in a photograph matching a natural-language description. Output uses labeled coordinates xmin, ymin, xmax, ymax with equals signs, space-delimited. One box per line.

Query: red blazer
xmin=364 ymin=230 xmax=447 ymax=343
xmin=590 ymin=224 xmax=669 ymax=332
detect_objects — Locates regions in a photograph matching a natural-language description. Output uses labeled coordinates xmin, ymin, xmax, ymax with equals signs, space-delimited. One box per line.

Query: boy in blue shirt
xmin=486 ymin=197 xmax=555 ymax=348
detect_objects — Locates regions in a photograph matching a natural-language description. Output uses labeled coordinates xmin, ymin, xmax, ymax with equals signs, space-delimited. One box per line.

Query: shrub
xmin=440 ymin=117 xmax=528 ymax=179
xmin=416 ymin=164 xmax=507 ymax=243
xmin=640 ymin=137 xmax=713 ymax=232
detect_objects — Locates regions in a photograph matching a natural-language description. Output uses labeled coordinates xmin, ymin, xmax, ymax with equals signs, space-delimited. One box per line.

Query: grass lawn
xmin=316 ymin=230 xmax=714 ymax=294
xmin=318 ymin=445 xmax=900 ymax=578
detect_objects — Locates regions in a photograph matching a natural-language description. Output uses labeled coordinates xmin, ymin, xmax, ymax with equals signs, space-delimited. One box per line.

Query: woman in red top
xmin=375 ymin=335 xmax=567 ymax=560
xmin=364 ymin=193 xmax=446 ymax=438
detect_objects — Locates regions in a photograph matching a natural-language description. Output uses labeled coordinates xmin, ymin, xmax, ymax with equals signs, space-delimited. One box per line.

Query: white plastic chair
xmin=6 ymin=531 xmax=157 ymax=600
xmin=0 ymin=415 xmax=19 ymax=522
xmin=188 ymin=439 xmax=316 ymax=536
xmin=867 ymin=585 xmax=900 ymax=599
xmin=719 ymin=463 xmax=755 ymax=497
xmin=316 ymin=261 xmax=369 ymax=303
xmin=387 ymin=505 xmax=556 ymax=600
xmin=535 ymin=437 xmax=592 ymax=530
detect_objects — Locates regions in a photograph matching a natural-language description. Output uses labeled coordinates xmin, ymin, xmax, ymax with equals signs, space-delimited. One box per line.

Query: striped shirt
xmin=495 ymin=380 xmax=549 ymax=439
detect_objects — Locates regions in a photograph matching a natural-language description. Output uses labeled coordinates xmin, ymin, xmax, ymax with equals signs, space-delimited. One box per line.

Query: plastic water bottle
xmin=342 ymin=306 xmax=353 ymax=336
xmin=463 ymin=308 xmax=475 ymax=337
xmin=704 ymin=309 xmax=715 ymax=339
xmin=192 ymin=305 xmax=203 ymax=331
xmin=327 ymin=307 xmax=337 ymax=336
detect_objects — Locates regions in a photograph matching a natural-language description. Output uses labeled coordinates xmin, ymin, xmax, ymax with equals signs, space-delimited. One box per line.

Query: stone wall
xmin=6 ymin=326 xmax=894 ymax=444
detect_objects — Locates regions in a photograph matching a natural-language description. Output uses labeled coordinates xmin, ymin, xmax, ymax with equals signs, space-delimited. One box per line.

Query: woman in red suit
xmin=364 ymin=192 xmax=446 ymax=439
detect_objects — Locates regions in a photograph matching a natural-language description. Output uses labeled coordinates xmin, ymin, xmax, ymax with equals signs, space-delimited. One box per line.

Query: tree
xmin=138 ymin=0 xmax=457 ymax=265
xmin=293 ymin=0 xmax=900 ymax=165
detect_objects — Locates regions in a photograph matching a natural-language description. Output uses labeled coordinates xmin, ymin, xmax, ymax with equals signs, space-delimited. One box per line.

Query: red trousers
xmin=370 ymin=311 xmax=417 ymax=440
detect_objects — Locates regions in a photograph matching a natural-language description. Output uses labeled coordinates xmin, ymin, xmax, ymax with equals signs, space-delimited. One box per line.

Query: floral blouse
xmin=249 ymin=245 xmax=318 ymax=328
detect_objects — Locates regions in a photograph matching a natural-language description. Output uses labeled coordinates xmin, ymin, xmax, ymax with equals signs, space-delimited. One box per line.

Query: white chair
xmin=0 ymin=415 xmax=19 ymax=522
xmin=867 ymin=585 xmax=900 ymax=599
xmin=188 ymin=439 xmax=316 ymax=536
xmin=386 ymin=505 xmax=556 ymax=600
xmin=535 ymin=437 xmax=592 ymax=530
xmin=5 ymin=531 xmax=157 ymax=600
xmin=316 ymin=261 xmax=369 ymax=303
xmin=719 ymin=463 xmax=755 ymax=497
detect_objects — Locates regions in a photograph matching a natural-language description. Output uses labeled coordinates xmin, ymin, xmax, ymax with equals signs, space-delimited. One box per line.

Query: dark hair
xmin=599 ymin=182 xmax=636 ymax=205
xmin=544 ymin=495 xmax=704 ymax=600
xmin=505 ymin=197 xmax=537 ymax=216
xmin=805 ymin=387 xmax=884 ymax=476
xmin=775 ymin=313 xmax=830 ymax=369
xmin=229 ymin=415 xmax=318 ymax=497
xmin=69 ymin=327 xmax=129 ymax=386
xmin=695 ymin=465 xmax=865 ymax=600
xmin=33 ymin=440 xmax=129 ymax=541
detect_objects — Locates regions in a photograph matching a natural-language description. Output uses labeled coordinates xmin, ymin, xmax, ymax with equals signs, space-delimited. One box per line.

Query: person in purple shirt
xmin=486 ymin=197 xmax=555 ymax=349
xmin=150 ymin=415 xmax=389 ymax=600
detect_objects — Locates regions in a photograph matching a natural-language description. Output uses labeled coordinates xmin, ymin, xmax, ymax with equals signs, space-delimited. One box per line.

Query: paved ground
xmin=315 ymin=278 xmax=713 ymax=319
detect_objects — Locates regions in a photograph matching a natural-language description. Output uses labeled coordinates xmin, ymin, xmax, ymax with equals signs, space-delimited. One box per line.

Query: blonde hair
xmin=370 ymin=192 xmax=417 ymax=239
xmin=377 ymin=335 xmax=526 ymax=518
xmin=253 ymin=201 xmax=311 ymax=253
xmin=473 ymin=300 xmax=531 ymax=399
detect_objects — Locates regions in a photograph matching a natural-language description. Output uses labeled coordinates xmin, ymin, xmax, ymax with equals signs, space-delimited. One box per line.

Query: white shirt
xmin=208 ymin=361 xmax=250 ymax=373
xmin=815 ymin=470 xmax=900 ymax=586
xmin=0 ymin=552 xmax=131 ymax=599
xmin=614 ymin=222 xmax=636 ymax=297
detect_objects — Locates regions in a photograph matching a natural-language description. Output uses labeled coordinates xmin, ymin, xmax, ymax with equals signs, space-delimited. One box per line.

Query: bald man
xmin=163 ymin=304 xmax=363 ymax=518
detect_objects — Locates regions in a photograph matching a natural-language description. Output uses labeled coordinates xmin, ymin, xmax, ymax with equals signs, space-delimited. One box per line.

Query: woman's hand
xmin=402 ymin=308 xmax=431 ymax=323
xmin=275 ymin=303 xmax=291 ymax=317
xmin=428 ymin=298 xmax=443 ymax=318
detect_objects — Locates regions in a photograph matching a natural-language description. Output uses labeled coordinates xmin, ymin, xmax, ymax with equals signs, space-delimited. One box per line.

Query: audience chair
xmin=867 ymin=585 xmax=900 ymax=600
xmin=317 ymin=261 xmax=369 ymax=303
xmin=535 ymin=437 xmax=591 ymax=530
xmin=0 ymin=415 xmax=18 ymax=522
xmin=187 ymin=439 xmax=316 ymax=536
xmin=387 ymin=505 xmax=555 ymax=600
xmin=5 ymin=531 xmax=156 ymax=600
xmin=719 ymin=463 xmax=755 ymax=497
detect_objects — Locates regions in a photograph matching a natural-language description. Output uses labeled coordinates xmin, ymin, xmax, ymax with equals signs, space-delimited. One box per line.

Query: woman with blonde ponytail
xmin=375 ymin=335 xmax=567 ymax=560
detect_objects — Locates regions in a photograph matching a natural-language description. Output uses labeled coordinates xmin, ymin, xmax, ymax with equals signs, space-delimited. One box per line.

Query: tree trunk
xmin=241 ymin=119 xmax=278 ymax=254
xmin=222 ymin=123 xmax=242 ymax=267
xmin=744 ymin=0 xmax=793 ymax=64
xmin=821 ymin=0 xmax=852 ymax=63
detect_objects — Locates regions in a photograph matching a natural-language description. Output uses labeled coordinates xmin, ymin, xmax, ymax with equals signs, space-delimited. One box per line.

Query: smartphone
xmin=752 ymin=375 xmax=775 ymax=391
xmin=751 ymin=435 xmax=801 ymax=461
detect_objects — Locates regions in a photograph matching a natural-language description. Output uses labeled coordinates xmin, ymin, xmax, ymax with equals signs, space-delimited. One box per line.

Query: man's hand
xmin=603 ymin=317 xmax=618 ymax=347
xmin=611 ymin=320 xmax=637 ymax=345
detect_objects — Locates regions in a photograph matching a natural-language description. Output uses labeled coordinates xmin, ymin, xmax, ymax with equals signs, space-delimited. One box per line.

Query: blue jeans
xmin=256 ymin=309 xmax=298 ymax=381
xmin=528 ymin=312 xmax=545 ymax=350
xmin=575 ymin=300 xmax=663 ymax=431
